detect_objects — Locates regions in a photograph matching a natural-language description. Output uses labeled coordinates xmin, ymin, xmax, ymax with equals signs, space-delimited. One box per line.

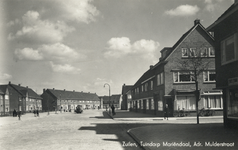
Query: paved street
xmin=1 ymin=109 xmax=237 ymax=150
xmin=0 ymin=110 xmax=148 ymax=150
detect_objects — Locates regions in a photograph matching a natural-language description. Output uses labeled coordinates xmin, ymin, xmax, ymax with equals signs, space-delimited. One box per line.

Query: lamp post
xmin=104 ymin=83 xmax=111 ymax=115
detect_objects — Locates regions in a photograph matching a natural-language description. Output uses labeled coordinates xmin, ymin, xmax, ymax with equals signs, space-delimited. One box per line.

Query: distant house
xmin=130 ymin=20 xmax=223 ymax=116
xmin=207 ymin=0 xmax=238 ymax=128
xmin=0 ymin=82 xmax=42 ymax=116
xmin=41 ymin=89 xmax=100 ymax=112
xmin=121 ymin=84 xmax=133 ymax=110
xmin=100 ymin=94 xmax=122 ymax=109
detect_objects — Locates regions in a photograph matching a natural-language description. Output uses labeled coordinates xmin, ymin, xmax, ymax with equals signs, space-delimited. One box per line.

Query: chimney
xmin=18 ymin=84 xmax=21 ymax=86
xmin=73 ymin=90 xmax=75 ymax=92
xmin=53 ymin=88 xmax=55 ymax=90
xmin=194 ymin=19 xmax=200 ymax=25
xmin=150 ymin=65 xmax=153 ymax=69
xmin=8 ymin=81 xmax=11 ymax=85
xmin=64 ymin=89 xmax=65 ymax=91
xmin=43 ymin=89 xmax=45 ymax=92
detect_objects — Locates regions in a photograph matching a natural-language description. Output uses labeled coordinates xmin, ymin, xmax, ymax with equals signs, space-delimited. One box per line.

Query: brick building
xmin=0 ymin=82 xmax=42 ymax=116
xmin=130 ymin=20 xmax=223 ymax=117
xmin=41 ymin=88 xmax=100 ymax=112
xmin=207 ymin=0 xmax=238 ymax=128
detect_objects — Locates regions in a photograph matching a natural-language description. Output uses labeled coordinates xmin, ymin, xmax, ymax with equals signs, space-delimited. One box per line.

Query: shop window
xmin=151 ymin=99 xmax=154 ymax=110
xmin=227 ymin=89 xmax=238 ymax=118
xmin=158 ymin=101 xmax=163 ymax=111
xmin=176 ymin=96 xmax=196 ymax=110
xmin=203 ymin=95 xmax=223 ymax=109
xmin=146 ymin=99 xmax=149 ymax=110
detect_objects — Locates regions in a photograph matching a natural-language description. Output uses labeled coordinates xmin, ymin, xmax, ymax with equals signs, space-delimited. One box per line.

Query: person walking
xmin=36 ymin=109 xmax=39 ymax=117
xmin=18 ymin=110 xmax=21 ymax=120
xmin=33 ymin=109 xmax=36 ymax=117
xmin=111 ymin=104 xmax=115 ymax=116
xmin=164 ymin=104 xmax=169 ymax=120
xmin=13 ymin=109 xmax=16 ymax=117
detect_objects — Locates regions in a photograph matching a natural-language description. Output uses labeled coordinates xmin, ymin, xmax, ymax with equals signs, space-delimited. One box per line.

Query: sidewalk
xmin=0 ymin=111 xmax=63 ymax=126
xmin=107 ymin=109 xmax=223 ymax=121
xmin=107 ymin=110 xmax=238 ymax=150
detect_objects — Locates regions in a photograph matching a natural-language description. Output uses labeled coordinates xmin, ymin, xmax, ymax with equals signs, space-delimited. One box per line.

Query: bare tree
xmin=176 ymin=44 xmax=213 ymax=124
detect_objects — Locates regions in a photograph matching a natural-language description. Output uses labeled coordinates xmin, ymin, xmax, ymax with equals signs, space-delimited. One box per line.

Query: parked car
xmin=75 ymin=105 xmax=83 ymax=113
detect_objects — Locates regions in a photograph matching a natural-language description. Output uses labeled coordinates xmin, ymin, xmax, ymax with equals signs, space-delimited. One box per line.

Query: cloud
xmin=46 ymin=0 xmax=100 ymax=24
xmin=104 ymin=37 xmax=160 ymax=60
xmin=14 ymin=43 xmax=86 ymax=62
xmin=0 ymin=73 xmax=12 ymax=80
xmin=50 ymin=62 xmax=80 ymax=73
xmin=165 ymin=5 xmax=200 ymax=16
xmin=204 ymin=0 xmax=224 ymax=12
xmin=8 ymin=10 xmax=75 ymax=44
xmin=14 ymin=48 xmax=43 ymax=60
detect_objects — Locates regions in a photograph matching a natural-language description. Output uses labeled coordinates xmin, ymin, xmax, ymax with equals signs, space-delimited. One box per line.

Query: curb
xmin=127 ymin=129 xmax=151 ymax=150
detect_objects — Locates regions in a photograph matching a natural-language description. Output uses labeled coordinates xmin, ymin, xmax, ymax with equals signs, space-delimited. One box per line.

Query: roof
xmin=9 ymin=83 xmax=42 ymax=99
xmin=133 ymin=67 xmax=155 ymax=88
xmin=153 ymin=20 xmax=214 ymax=69
xmin=47 ymin=89 xmax=100 ymax=101
xmin=207 ymin=2 xmax=238 ymax=31
xmin=122 ymin=84 xmax=133 ymax=94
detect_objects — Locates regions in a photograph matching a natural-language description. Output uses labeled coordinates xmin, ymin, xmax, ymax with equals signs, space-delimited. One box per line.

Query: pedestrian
xmin=36 ymin=109 xmax=39 ymax=117
xmin=33 ymin=109 xmax=35 ymax=117
xmin=18 ymin=111 xmax=21 ymax=120
xmin=111 ymin=104 xmax=115 ymax=116
xmin=98 ymin=106 xmax=100 ymax=110
xmin=13 ymin=109 xmax=16 ymax=117
xmin=164 ymin=104 xmax=169 ymax=120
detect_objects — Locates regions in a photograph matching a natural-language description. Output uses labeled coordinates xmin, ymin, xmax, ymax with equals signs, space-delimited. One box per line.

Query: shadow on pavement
xmin=89 ymin=111 xmax=112 ymax=119
xmin=79 ymin=122 xmax=238 ymax=150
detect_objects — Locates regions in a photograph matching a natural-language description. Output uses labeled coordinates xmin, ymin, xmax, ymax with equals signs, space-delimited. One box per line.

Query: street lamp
xmin=104 ymin=83 xmax=111 ymax=115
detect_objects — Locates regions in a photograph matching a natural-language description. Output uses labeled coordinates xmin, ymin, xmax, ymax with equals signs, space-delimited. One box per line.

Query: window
xmin=151 ymin=99 xmax=154 ymax=110
xmin=146 ymin=99 xmax=149 ymax=110
xmin=182 ymin=48 xmax=188 ymax=57
xmin=145 ymin=83 xmax=148 ymax=91
xmin=200 ymin=48 xmax=208 ymax=57
xmin=158 ymin=101 xmax=163 ymax=111
xmin=157 ymin=74 xmax=160 ymax=85
xmin=176 ymin=96 xmax=196 ymax=110
xmin=203 ymin=71 xmax=216 ymax=82
xmin=151 ymin=80 xmax=153 ymax=90
xmin=157 ymin=72 xmax=164 ymax=85
xmin=203 ymin=95 xmax=223 ymax=109
xmin=141 ymin=85 xmax=144 ymax=92
xmin=189 ymin=48 xmax=197 ymax=57
xmin=221 ymin=33 xmax=237 ymax=64
xmin=173 ymin=71 xmax=195 ymax=83
xmin=209 ymin=48 xmax=215 ymax=57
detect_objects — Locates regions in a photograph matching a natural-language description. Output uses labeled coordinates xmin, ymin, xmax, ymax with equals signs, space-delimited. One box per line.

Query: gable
xmin=165 ymin=24 xmax=214 ymax=62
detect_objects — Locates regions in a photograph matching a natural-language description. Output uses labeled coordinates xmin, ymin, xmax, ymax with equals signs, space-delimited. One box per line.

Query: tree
xmin=176 ymin=45 xmax=213 ymax=124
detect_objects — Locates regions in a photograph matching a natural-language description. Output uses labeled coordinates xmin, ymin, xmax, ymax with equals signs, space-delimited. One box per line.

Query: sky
xmin=0 ymin=0 xmax=234 ymax=96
